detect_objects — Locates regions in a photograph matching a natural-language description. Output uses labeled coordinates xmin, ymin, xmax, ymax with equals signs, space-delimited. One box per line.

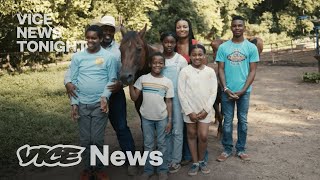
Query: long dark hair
xmin=174 ymin=18 xmax=195 ymax=55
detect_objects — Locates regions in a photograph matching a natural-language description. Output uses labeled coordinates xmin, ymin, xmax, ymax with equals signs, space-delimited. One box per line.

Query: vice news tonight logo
xmin=17 ymin=144 xmax=163 ymax=167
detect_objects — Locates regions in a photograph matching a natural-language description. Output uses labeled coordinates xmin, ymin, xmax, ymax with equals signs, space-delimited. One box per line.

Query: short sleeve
xmin=134 ymin=76 xmax=143 ymax=90
xmin=166 ymin=79 xmax=174 ymax=98
xmin=250 ymin=45 xmax=259 ymax=63
xmin=215 ymin=46 xmax=225 ymax=62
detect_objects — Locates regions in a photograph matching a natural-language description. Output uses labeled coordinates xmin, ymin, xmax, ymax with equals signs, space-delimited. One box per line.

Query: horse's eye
xmin=136 ymin=47 xmax=142 ymax=51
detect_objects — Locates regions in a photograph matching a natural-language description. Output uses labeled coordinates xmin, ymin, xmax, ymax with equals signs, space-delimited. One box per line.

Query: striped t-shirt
xmin=134 ymin=73 xmax=174 ymax=120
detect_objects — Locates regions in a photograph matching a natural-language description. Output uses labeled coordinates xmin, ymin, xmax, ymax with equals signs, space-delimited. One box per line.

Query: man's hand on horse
xmin=71 ymin=104 xmax=80 ymax=122
xmin=100 ymin=96 xmax=109 ymax=113
xmin=66 ymin=82 xmax=77 ymax=98
xmin=107 ymin=80 xmax=122 ymax=93
xmin=197 ymin=110 xmax=208 ymax=120
xmin=188 ymin=112 xmax=199 ymax=122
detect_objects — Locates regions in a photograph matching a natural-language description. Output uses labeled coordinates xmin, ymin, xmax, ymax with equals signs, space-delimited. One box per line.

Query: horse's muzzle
xmin=120 ymin=72 xmax=135 ymax=85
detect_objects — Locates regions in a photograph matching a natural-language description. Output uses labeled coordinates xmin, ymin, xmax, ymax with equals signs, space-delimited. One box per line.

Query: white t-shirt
xmin=134 ymin=73 xmax=174 ymax=120
xmin=165 ymin=53 xmax=188 ymax=69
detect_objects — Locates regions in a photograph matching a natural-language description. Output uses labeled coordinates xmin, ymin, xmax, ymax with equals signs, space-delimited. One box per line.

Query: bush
xmin=303 ymin=72 xmax=320 ymax=83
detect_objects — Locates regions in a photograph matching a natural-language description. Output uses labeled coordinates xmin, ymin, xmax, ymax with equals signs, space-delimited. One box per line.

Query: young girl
xmin=160 ymin=32 xmax=187 ymax=173
xmin=178 ymin=44 xmax=217 ymax=176
xmin=129 ymin=52 xmax=174 ymax=180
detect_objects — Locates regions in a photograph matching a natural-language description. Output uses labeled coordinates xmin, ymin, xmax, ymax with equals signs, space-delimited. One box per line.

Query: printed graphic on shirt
xmin=142 ymin=82 xmax=168 ymax=97
xmin=95 ymin=57 xmax=104 ymax=65
xmin=227 ymin=49 xmax=246 ymax=65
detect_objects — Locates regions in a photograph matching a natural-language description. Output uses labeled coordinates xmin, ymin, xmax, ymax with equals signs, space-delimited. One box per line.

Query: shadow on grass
xmin=0 ymin=67 xmax=78 ymax=177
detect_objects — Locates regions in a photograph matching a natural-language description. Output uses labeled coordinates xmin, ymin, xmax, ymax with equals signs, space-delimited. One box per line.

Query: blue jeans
xmin=162 ymin=65 xmax=184 ymax=165
xmin=109 ymin=89 xmax=135 ymax=158
xmin=221 ymin=92 xmax=250 ymax=155
xmin=78 ymin=102 xmax=108 ymax=170
xmin=166 ymin=91 xmax=184 ymax=165
xmin=142 ymin=117 xmax=168 ymax=174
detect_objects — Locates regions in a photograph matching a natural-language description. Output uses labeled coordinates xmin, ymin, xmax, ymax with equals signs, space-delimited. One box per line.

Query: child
xmin=160 ymin=32 xmax=187 ymax=173
xmin=178 ymin=44 xmax=217 ymax=176
xmin=70 ymin=25 xmax=117 ymax=180
xmin=129 ymin=52 xmax=174 ymax=180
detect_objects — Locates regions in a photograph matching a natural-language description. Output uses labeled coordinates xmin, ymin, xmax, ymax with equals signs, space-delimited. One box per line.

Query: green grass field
xmin=0 ymin=64 xmax=138 ymax=175
xmin=0 ymin=65 xmax=77 ymax=170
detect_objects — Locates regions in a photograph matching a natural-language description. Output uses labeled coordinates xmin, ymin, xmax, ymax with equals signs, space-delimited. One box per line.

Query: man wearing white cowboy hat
xmin=64 ymin=15 xmax=137 ymax=179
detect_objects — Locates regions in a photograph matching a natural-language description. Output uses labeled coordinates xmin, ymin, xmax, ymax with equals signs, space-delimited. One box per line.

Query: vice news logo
xmin=17 ymin=144 xmax=163 ymax=167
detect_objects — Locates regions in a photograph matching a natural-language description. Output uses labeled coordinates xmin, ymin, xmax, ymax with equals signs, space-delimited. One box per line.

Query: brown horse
xmin=119 ymin=25 xmax=159 ymax=118
xmin=209 ymin=37 xmax=264 ymax=139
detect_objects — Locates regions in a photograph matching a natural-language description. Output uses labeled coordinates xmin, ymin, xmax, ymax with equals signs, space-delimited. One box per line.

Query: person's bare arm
xmin=218 ymin=62 xmax=239 ymax=100
xmin=234 ymin=62 xmax=258 ymax=97
xmin=128 ymin=85 xmax=141 ymax=101
xmin=165 ymin=98 xmax=172 ymax=133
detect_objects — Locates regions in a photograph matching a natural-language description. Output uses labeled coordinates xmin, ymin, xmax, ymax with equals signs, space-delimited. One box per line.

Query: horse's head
xmin=119 ymin=24 xmax=148 ymax=85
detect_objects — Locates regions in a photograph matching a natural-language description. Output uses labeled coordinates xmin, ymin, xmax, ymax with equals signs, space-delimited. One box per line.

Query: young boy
xmin=70 ymin=25 xmax=117 ymax=180
xmin=129 ymin=52 xmax=174 ymax=180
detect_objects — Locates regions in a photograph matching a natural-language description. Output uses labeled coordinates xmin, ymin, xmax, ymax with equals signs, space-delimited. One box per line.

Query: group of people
xmin=64 ymin=14 xmax=259 ymax=180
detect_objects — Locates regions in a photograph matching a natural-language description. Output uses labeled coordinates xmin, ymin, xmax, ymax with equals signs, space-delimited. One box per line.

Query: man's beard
xmin=101 ymin=39 xmax=112 ymax=47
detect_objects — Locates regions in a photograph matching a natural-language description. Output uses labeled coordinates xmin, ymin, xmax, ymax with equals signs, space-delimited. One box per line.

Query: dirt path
xmin=12 ymin=65 xmax=320 ymax=180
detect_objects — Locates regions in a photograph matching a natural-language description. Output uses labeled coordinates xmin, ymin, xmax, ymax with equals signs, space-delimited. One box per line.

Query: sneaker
xmin=180 ymin=159 xmax=192 ymax=166
xmin=140 ymin=173 xmax=151 ymax=180
xmin=188 ymin=163 xmax=199 ymax=176
xmin=95 ymin=170 xmax=109 ymax=180
xmin=80 ymin=170 xmax=91 ymax=180
xmin=237 ymin=152 xmax=251 ymax=161
xmin=199 ymin=161 xmax=210 ymax=174
xmin=158 ymin=173 xmax=168 ymax=180
xmin=216 ymin=152 xmax=231 ymax=162
xmin=127 ymin=166 xmax=138 ymax=176
xmin=169 ymin=163 xmax=181 ymax=173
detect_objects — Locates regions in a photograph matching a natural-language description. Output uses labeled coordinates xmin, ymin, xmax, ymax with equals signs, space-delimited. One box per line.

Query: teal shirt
xmin=70 ymin=47 xmax=117 ymax=105
xmin=216 ymin=39 xmax=259 ymax=92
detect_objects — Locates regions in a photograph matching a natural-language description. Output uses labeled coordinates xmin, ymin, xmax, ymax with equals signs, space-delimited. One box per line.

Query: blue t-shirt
xmin=216 ymin=39 xmax=259 ymax=92
xmin=70 ymin=47 xmax=118 ymax=105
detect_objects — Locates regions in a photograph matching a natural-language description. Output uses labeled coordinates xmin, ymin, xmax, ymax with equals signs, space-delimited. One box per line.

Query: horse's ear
xmin=138 ymin=24 xmax=147 ymax=38
xmin=120 ymin=24 xmax=127 ymax=37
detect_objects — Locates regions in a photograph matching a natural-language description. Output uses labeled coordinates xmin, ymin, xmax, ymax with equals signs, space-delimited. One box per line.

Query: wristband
xmin=223 ymin=87 xmax=229 ymax=92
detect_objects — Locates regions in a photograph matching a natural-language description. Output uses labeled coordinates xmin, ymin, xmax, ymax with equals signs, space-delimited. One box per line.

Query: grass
xmin=0 ymin=65 xmax=78 ymax=171
xmin=0 ymin=64 xmax=139 ymax=176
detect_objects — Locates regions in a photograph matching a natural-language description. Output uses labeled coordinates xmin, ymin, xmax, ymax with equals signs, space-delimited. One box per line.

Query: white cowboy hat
xmin=93 ymin=15 xmax=119 ymax=31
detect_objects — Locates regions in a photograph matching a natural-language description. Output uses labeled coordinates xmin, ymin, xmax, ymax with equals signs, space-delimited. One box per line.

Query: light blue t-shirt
xmin=105 ymin=41 xmax=121 ymax=78
xmin=216 ymin=39 xmax=259 ymax=92
xmin=64 ymin=40 xmax=121 ymax=85
xmin=70 ymin=47 xmax=118 ymax=105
